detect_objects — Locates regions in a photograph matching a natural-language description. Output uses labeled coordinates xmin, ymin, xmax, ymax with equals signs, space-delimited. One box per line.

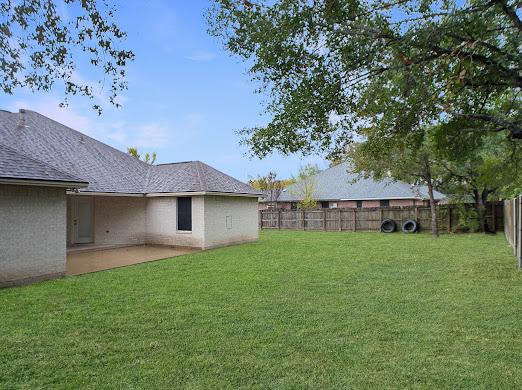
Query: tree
xmin=290 ymin=164 xmax=320 ymax=209
xmin=348 ymin=130 xmax=444 ymax=237
xmin=127 ymin=147 xmax=157 ymax=165
xmin=208 ymin=0 xmax=522 ymax=161
xmin=249 ymin=171 xmax=294 ymax=203
xmin=0 ymin=0 xmax=134 ymax=113
xmin=432 ymin=122 xmax=522 ymax=232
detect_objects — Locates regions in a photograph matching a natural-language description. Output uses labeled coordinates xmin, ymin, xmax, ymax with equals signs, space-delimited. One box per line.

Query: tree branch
xmin=492 ymin=0 xmax=522 ymax=32
xmin=449 ymin=111 xmax=522 ymax=138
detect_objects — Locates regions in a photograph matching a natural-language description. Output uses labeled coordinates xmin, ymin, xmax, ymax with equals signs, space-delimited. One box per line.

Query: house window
xmin=320 ymin=201 xmax=329 ymax=209
xmin=177 ymin=197 xmax=192 ymax=231
xmin=290 ymin=202 xmax=297 ymax=210
xmin=330 ymin=202 xmax=338 ymax=209
xmin=380 ymin=199 xmax=390 ymax=208
xmin=356 ymin=200 xmax=363 ymax=209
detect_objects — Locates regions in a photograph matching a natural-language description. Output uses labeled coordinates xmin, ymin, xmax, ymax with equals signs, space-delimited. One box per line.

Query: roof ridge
xmin=143 ymin=163 xmax=155 ymax=192
xmin=0 ymin=142 xmax=87 ymax=183
xmin=194 ymin=161 xmax=206 ymax=191
xmin=155 ymin=161 xmax=195 ymax=166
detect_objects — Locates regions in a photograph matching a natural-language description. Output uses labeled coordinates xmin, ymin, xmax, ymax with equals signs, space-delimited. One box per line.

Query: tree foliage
xmin=249 ymin=171 xmax=294 ymax=202
xmin=0 ymin=0 xmax=134 ymax=113
xmin=127 ymin=147 xmax=157 ymax=165
xmin=431 ymin=122 xmax=522 ymax=230
xmin=290 ymin=164 xmax=321 ymax=209
xmin=208 ymin=0 xmax=522 ymax=159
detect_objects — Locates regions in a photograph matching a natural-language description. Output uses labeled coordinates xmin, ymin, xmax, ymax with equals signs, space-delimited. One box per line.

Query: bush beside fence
xmin=504 ymin=196 xmax=522 ymax=268
xmin=260 ymin=203 xmax=503 ymax=234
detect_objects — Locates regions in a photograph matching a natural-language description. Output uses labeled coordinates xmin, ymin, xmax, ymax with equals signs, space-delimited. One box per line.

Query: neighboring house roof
xmin=0 ymin=109 xmax=260 ymax=196
xmin=0 ymin=144 xmax=87 ymax=187
xmin=276 ymin=162 xmax=446 ymax=202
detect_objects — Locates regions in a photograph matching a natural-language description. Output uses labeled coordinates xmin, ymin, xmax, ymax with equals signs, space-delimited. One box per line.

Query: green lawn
xmin=1 ymin=231 xmax=521 ymax=389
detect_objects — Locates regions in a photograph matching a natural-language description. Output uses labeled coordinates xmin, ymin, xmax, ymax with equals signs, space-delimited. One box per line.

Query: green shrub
xmin=454 ymin=204 xmax=480 ymax=232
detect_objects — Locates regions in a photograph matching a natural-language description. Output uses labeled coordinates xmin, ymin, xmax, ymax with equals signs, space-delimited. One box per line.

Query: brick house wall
xmin=203 ymin=195 xmax=259 ymax=249
xmin=1 ymin=184 xmax=67 ymax=286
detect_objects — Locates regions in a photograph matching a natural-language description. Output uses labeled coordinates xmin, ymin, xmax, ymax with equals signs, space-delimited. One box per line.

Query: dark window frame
xmin=356 ymin=200 xmax=363 ymax=209
xmin=380 ymin=199 xmax=390 ymax=208
xmin=320 ymin=201 xmax=329 ymax=209
xmin=177 ymin=197 xmax=192 ymax=231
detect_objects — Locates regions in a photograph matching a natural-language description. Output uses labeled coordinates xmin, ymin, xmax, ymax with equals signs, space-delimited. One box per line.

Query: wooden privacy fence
xmin=504 ymin=196 xmax=522 ymax=268
xmin=260 ymin=204 xmax=503 ymax=234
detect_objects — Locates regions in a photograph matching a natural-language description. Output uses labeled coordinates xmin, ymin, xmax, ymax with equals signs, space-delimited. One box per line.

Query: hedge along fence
xmin=504 ymin=196 xmax=522 ymax=268
xmin=260 ymin=203 xmax=504 ymax=234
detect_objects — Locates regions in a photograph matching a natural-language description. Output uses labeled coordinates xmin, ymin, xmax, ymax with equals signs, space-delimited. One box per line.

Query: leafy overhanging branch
xmin=0 ymin=0 xmax=134 ymax=113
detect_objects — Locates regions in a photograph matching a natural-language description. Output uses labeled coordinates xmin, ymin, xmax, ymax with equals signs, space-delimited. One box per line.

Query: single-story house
xmin=259 ymin=162 xmax=445 ymax=210
xmin=0 ymin=109 xmax=261 ymax=287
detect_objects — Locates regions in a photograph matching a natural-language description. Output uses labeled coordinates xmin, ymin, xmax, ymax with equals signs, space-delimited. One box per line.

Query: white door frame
xmin=71 ymin=196 xmax=94 ymax=244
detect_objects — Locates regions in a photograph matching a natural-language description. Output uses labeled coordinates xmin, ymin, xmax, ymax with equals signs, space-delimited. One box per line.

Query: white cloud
xmin=118 ymin=123 xmax=170 ymax=149
xmin=184 ymin=51 xmax=216 ymax=62
xmin=7 ymin=98 xmax=96 ymax=136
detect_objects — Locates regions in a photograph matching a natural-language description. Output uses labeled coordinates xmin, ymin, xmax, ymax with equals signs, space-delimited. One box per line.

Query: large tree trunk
xmin=423 ymin=156 xmax=439 ymax=238
xmin=427 ymin=179 xmax=439 ymax=238
xmin=474 ymin=188 xmax=492 ymax=233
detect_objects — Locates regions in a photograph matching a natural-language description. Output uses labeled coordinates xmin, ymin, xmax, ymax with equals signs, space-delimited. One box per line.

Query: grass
xmin=1 ymin=231 xmax=521 ymax=389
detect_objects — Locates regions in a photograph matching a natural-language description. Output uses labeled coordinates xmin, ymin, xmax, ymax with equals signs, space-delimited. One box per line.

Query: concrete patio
xmin=66 ymin=245 xmax=196 ymax=275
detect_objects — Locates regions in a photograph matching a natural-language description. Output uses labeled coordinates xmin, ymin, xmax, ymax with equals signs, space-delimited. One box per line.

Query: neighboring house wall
xmin=204 ymin=195 xmax=259 ymax=249
xmin=390 ymin=199 xmax=414 ymax=207
xmin=337 ymin=201 xmax=357 ymax=208
xmin=363 ymin=200 xmax=381 ymax=208
xmin=389 ymin=199 xmax=430 ymax=207
xmin=264 ymin=199 xmax=430 ymax=209
xmin=258 ymin=202 xmax=268 ymax=211
xmin=146 ymin=196 xmax=205 ymax=248
xmin=1 ymin=185 xmax=67 ymax=286
xmin=259 ymin=201 xmax=292 ymax=210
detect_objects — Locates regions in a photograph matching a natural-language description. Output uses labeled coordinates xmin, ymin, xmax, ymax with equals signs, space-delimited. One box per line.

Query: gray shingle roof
xmin=276 ymin=162 xmax=446 ymax=202
xmin=0 ymin=109 xmax=260 ymax=196
xmin=0 ymin=144 xmax=87 ymax=186
xmin=146 ymin=161 xmax=258 ymax=194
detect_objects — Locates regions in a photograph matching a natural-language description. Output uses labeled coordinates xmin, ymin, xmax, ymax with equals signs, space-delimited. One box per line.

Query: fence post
xmin=302 ymin=210 xmax=305 ymax=230
xmin=414 ymin=206 xmax=419 ymax=223
xmin=448 ymin=204 xmax=451 ymax=233
xmin=323 ymin=209 xmax=327 ymax=230
xmin=518 ymin=196 xmax=522 ymax=269
xmin=338 ymin=209 xmax=342 ymax=231
xmin=491 ymin=202 xmax=496 ymax=232
xmin=278 ymin=209 xmax=281 ymax=230
xmin=353 ymin=209 xmax=357 ymax=232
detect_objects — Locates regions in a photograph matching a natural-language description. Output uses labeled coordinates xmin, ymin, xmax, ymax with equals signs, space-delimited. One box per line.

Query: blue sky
xmin=0 ymin=0 xmax=327 ymax=181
